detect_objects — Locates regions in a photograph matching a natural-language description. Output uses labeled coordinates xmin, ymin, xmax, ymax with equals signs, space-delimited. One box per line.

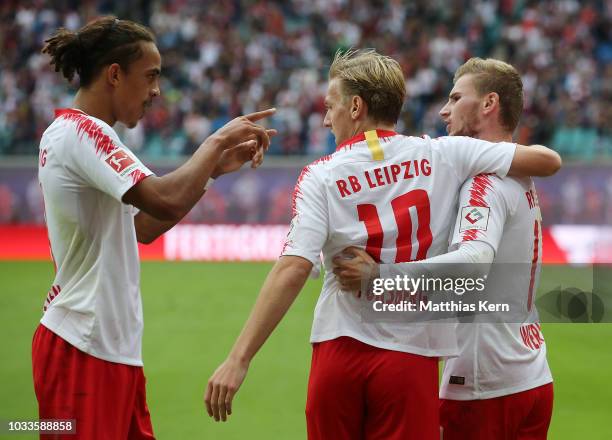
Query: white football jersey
xmin=440 ymin=174 xmax=553 ymax=399
xmin=38 ymin=108 xmax=153 ymax=366
xmin=282 ymin=130 xmax=516 ymax=357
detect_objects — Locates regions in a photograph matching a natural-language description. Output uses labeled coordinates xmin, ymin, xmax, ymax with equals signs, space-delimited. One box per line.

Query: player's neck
xmin=73 ymin=88 xmax=116 ymax=127
xmin=476 ymin=125 xmax=513 ymax=143
xmin=353 ymin=120 xmax=396 ymax=136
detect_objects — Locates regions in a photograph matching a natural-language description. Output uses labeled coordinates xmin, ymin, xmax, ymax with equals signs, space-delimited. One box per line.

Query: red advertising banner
xmin=2 ymin=225 xmax=611 ymax=264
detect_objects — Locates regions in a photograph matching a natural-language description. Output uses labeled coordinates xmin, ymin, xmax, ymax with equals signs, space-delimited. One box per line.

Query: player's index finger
xmin=244 ymin=107 xmax=276 ymax=122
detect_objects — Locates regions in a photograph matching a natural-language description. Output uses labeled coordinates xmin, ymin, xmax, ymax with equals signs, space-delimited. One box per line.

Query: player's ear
xmin=482 ymin=92 xmax=499 ymax=116
xmin=106 ymin=63 xmax=121 ymax=88
xmin=350 ymin=95 xmax=365 ymax=121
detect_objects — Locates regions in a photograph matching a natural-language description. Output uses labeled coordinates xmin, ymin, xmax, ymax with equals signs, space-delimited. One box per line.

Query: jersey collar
xmin=336 ymin=129 xmax=398 ymax=151
xmin=54 ymin=108 xmax=88 ymax=118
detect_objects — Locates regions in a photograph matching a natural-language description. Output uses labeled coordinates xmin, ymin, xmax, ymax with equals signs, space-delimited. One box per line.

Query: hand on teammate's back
xmin=212 ymin=108 xmax=276 ymax=152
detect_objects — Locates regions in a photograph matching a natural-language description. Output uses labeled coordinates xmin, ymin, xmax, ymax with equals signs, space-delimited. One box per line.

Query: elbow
xmin=542 ymin=150 xmax=562 ymax=176
xmin=533 ymin=146 xmax=562 ymax=177
xmin=136 ymin=228 xmax=161 ymax=245
xmin=552 ymin=151 xmax=562 ymax=174
xmin=137 ymin=234 xmax=156 ymax=245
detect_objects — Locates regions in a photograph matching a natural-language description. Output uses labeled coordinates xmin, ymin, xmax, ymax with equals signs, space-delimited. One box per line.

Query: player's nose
xmin=323 ymin=112 xmax=332 ymax=128
xmin=439 ymin=104 xmax=450 ymax=119
xmin=151 ymin=81 xmax=161 ymax=98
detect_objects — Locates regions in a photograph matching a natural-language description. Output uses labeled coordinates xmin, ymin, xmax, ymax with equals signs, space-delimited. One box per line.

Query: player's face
xmin=439 ymin=74 xmax=483 ymax=137
xmin=113 ymin=42 xmax=161 ymax=128
xmin=323 ymin=78 xmax=355 ymax=145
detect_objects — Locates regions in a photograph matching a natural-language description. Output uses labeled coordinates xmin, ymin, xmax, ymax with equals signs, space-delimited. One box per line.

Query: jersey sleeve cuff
xmin=500 ymin=142 xmax=517 ymax=177
xmin=118 ymin=170 xmax=154 ymax=203
xmin=450 ymin=238 xmax=498 ymax=259
xmin=280 ymin=250 xmax=320 ymax=268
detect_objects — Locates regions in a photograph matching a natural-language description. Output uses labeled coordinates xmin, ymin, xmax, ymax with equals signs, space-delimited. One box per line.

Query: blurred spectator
xmin=551 ymin=108 xmax=598 ymax=161
xmin=0 ymin=0 xmax=610 ymax=160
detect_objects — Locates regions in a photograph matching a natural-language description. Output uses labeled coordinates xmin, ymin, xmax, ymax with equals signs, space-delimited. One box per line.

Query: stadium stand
xmin=0 ymin=0 xmax=610 ymax=158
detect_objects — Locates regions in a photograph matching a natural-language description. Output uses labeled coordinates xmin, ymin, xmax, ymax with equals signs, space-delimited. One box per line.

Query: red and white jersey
xmin=38 ymin=108 xmax=153 ymax=366
xmin=282 ymin=130 xmax=516 ymax=357
xmin=440 ymin=175 xmax=553 ymax=399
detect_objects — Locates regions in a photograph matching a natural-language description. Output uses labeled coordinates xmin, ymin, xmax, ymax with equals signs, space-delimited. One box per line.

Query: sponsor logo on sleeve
xmin=105 ymin=149 xmax=138 ymax=177
xmin=459 ymin=206 xmax=490 ymax=232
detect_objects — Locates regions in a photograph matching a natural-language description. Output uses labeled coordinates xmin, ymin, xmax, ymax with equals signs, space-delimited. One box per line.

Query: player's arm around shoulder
xmin=508 ymin=144 xmax=562 ymax=177
xmin=435 ymin=135 xmax=561 ymax=179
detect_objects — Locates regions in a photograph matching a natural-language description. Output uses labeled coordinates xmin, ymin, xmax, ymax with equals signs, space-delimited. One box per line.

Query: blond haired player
xmin=206 ymin=50 xmax=560 ymax=439
xmin=335 ymin=58 xmax=554 ymax=439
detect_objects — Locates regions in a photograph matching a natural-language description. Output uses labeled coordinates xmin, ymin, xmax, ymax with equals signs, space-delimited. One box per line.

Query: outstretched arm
xmin=134 ymin=131 xmax=275 ymax=244
xmin=204 ymin=255 xmax=312 ymax=422
xmin=123 ymin=109 xmax=275 ymax=223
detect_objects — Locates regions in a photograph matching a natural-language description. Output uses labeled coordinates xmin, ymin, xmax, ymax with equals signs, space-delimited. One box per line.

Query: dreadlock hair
xmin=42 ymin=16 xmax=155 ymax=87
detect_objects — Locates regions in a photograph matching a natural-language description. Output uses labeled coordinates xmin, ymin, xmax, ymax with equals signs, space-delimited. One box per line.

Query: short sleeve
xmin=449 ymin=175 xmax=509 ymax=255
xmin=281 ymin=165 xmax=328 ymax=266
xmin=433 ymin=136 xmax=516 ymax=181
xmin=63 ymin=116 xmax=153 ymax=202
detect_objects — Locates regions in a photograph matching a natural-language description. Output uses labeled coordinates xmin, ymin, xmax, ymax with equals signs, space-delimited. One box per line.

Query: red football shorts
xmin=32 ymin=324 xmax=155 ymax=440
xmin=440 ymin=382 xmax=554 ymax=440
xmin=306 ymin=336 xmax=439 ymax=440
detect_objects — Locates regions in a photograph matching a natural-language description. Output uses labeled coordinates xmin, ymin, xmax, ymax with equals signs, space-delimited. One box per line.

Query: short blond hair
xmin=329 ymin=49 xmax=406 ymax=124
xmin=455 ymin=57 xmax=523 ymax=132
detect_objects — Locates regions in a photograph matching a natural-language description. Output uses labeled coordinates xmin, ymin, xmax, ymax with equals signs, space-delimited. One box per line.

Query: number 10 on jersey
xmin=357 ymin=189 xmax=432 ymax=263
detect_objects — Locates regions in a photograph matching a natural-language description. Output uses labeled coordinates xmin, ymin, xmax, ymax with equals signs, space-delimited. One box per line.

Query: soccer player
xmin=334 ymin=58 xmax=554 ymax=439
xmin=33 ymin=16 xmax=274 ymax=439
xmin=205 ymin=49 xmax=560 ymax=439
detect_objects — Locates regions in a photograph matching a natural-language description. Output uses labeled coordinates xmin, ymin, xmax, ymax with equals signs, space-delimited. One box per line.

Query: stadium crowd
xmin=0 ymin=0 xmax=610 ymax=160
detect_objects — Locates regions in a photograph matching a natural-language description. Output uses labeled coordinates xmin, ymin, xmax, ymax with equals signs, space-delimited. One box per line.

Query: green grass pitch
xmin=1 ymin=261 xmax=611 ymax=439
